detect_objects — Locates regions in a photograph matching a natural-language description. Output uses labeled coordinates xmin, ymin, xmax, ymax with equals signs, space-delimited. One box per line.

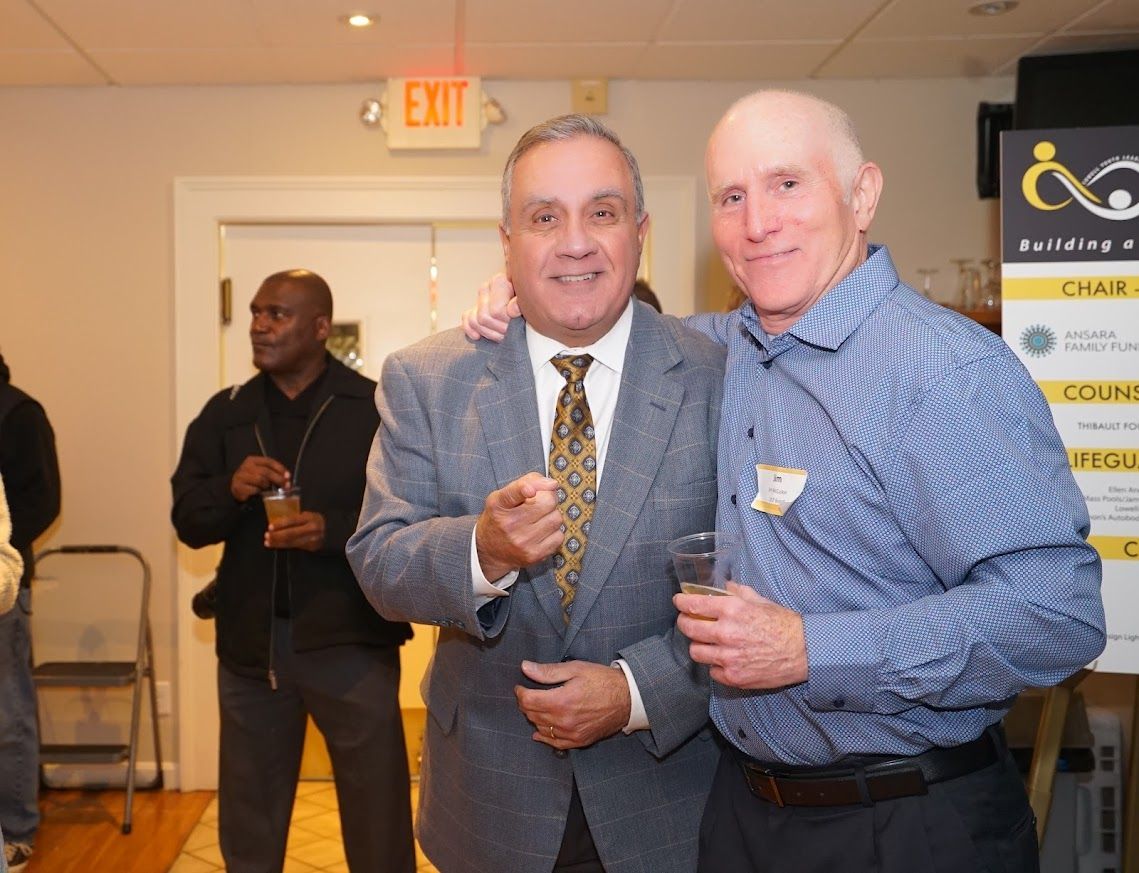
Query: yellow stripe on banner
xmin=1003 ymin=276 xmax=1139 ymax=300
xmin=1089 ymin=536 xmax=1139 ymax=561
xmin=1038 ymin=381 xmax=1139 ymax=404
xmin=1067 ymin=448 xmax=1139 ymax=471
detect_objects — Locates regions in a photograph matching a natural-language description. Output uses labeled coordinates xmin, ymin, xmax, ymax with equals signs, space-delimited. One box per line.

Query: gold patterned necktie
xmin=548 ymin=354 xmax=597 ymax=623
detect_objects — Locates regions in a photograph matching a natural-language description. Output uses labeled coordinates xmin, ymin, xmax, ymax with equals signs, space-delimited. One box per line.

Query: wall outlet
xmin=156 ymin=680 xmax=172 ymax=717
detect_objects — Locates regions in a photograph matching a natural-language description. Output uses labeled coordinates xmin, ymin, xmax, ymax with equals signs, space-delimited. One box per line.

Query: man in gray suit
xmin=347 ymin=115 xmax=724 ymax=873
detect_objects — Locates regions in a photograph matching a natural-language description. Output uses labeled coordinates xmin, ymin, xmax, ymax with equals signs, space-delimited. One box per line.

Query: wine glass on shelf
xmin=979 ymin=259 xmax=1001 ymax=311
xmin=915 ymin=268 xmax=939 ymax=300
xmin=949 ymin=259 xmax=979 ymax=310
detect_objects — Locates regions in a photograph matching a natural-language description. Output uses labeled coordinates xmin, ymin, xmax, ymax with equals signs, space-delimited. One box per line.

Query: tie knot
xmin=551 ymin=354 xmax=593 ymax=385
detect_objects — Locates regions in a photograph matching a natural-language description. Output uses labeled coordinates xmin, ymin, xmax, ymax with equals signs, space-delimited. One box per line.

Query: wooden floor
xmin=25 ymin=787 xmax=213 ymax=873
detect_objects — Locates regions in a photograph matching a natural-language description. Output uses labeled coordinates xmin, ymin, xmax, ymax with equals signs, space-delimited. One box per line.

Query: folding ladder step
xmin=33 ymin=661 xmax=137 ymax=687
xmin=40 ymin=743 xmax=130 ymax=765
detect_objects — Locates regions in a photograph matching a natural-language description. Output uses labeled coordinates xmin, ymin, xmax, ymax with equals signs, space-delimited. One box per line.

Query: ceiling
xmin=2 ymin=0 xmax=1137 ymax=86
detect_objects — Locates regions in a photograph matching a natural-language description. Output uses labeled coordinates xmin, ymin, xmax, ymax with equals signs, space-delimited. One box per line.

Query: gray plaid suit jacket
xmin=348 ymin=301 xmax=725 ymax=873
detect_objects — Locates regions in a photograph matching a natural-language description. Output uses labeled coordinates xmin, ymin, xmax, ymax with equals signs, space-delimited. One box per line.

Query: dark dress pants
xmin=218 ymin=618 xmax=415 ymax=873
xmin=697 ymin=743 xmax=1039 ymax=873
xmin=554 ymin=779 xmax=605 ymax=873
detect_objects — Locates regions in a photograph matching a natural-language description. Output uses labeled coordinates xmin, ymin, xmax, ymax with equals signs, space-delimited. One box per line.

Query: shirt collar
xmin=526 ymin=298 xmax=632 ymax=378
xmin=741 ymin=243 xmax=900 ymax=354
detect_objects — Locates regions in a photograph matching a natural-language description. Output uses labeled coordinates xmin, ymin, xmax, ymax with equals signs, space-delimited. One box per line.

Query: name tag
xmin=752 ymin=464 xmax=807 ymax=516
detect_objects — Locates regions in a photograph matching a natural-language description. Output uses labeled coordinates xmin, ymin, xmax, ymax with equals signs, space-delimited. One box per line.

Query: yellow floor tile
xmin=295 ymin=780 xmax=334 ymax=798
xmin=285 ymin=825 xmax=327 ymax=851
xmin=287 ymin=837 xmax=348 ymax=868
xmin=181 ymin=822 xmax=219 ymax=853
xmin=186 ymin=842 xmax=225 ymax=868
xmin=168 ymin=854 xmax=223 ymax=873
xmin=198 ymin=797 xmax=219 ymax=824
xmin=289 ymin=797 xmax=329 ymax=824
xmin=292 ymin=810 xmax=342 ymax=839
xmin=174 ymin=778 xmax=434 ymax=872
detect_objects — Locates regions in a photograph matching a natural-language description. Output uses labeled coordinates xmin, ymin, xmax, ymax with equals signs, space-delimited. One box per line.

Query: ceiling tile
xmin=820 ymin=35 xmax=1038 ymax=78
xmin=463 ymin=43 xmax=646 ymax=79
xmin=92 ymin=44 xmax=458 ymax=86
xmin=1065 ymin=0 xmax=1139 ymax=31
xmin=464 ymin=0 xmax=674 ymax=43
xmin=862 ymin=0 xmax=1106 ymax=38
xmin=34 ymin=0 xmax=266 ymax=49
xmin=251 ymin=0 xmax=457 ymax=46
xmin=2 ymin=0 xmax=1137 ymax=86
xmin=659 ymin=0 xmax=885 ymax=42
xmin=636 ymin=41 xmax=837 ymax=79
xmin=0 ymin=49 xmax=105 ymax=84
xmin=0 ymin=0 xmax=75 ymax=49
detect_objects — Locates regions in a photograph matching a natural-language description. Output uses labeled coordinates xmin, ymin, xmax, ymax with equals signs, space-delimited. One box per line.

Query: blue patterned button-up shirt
xmin=687 ymin=245 xmax=1105 ymax=766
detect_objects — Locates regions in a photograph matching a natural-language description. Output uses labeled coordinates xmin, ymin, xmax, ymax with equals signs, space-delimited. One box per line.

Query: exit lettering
xmin=404 ymin=79 xmax=470 ymax=128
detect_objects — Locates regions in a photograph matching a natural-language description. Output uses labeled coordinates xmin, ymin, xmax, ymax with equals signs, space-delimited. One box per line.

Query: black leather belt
xmin=737 ymin=725 xmax=1003 ymax=807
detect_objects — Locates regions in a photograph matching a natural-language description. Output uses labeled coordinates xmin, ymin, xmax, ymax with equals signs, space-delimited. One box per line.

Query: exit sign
xmin=386 ymin=77 xmax=482 ymax=150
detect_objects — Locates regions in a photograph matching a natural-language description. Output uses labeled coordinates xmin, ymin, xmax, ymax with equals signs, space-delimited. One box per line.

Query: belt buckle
xmin=747 ymin=767 xmax=785 ymax=807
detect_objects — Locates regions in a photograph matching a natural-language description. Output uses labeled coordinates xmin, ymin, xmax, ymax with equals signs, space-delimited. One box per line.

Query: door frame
xmin=172 ymin=175 xmax=696 ymax=789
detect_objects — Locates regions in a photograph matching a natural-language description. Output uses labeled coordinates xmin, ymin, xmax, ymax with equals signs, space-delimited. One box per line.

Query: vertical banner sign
xmin=1001 ymin=126 xmax=1139 ymax=673
xmin=385 ymin=77 xmax=482 ymax=150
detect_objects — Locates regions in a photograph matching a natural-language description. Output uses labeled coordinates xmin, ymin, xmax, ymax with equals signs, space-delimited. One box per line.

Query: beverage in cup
xmin=262 ymin=486 xmax=301 ymax=523
xmin=668 ymin=531 xmax=739 ymax=600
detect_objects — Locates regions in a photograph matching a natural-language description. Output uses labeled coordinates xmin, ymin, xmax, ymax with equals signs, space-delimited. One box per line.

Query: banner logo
xmin=1022 ymin=141 xmax=1139 ymax=222
xmin=1019 ymin=324 xmax=1057 ymax=358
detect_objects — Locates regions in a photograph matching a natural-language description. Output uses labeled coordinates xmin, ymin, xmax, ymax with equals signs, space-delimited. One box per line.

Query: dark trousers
xmin=698 ymin=741 xmax=1039 ymax=873
xmin=217 ymin=618 xmax=415 ymax=873
xmin=554 ymin=780 xmax=605 ymax=873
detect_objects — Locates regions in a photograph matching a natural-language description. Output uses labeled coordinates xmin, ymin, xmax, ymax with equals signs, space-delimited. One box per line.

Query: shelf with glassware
xmin=917 ymin=258 xmax=1002 ymax=334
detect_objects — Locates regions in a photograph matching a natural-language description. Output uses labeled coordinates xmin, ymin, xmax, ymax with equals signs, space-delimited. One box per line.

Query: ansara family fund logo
xmin=1022 ymin=141 xmax=1139 ymax=222
xmin=1020 ymin=324 xmax=1057 ymax=358
xmin=1018 ymin=324 xmax=1138 ymax=358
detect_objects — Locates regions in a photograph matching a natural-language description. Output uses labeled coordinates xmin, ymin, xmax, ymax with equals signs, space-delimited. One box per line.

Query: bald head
xmin=260 ymin=269 xmax=333 ymax=319
xmin=703 ymin=88 xmax=883 ymax=335
xmin=709 ymin=90 xmax=865 ymax=200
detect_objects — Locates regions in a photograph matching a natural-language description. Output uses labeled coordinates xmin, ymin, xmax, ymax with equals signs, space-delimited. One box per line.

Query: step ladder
xmin=32 ymin=545 xmax=163 ymax=834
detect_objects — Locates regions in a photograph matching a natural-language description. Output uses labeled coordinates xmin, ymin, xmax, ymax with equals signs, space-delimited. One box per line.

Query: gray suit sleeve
xmin=619 ymin=627 xmax=712 ymax=758
xmin=347 ymin=352 xmax=488 ymax=638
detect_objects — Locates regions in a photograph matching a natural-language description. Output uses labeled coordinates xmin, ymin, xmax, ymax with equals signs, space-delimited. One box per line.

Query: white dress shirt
xmin=468 ymin=300 xmax=649 ymax=732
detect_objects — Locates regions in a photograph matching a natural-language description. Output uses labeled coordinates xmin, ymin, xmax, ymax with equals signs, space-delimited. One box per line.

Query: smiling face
xmin=501 ymin=134 xmax=648 ymax=347
xmin=705 ymin=92 xmax=882 ymax=335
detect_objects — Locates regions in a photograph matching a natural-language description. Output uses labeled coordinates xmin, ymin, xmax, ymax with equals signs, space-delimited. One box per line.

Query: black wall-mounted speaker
xmin=976 ymin=101 xmax=1014 ymax=200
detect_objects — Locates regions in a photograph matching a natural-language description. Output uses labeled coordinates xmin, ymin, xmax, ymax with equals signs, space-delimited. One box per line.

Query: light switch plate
xmin=571 ymin=79 xmax=608 ymax=115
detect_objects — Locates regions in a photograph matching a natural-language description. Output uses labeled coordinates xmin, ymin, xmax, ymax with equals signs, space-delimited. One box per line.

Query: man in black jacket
xmin=172 ymin=269 xmax=414 ymax=873
xmin=0 ymin=352 xmax=61 ymax=873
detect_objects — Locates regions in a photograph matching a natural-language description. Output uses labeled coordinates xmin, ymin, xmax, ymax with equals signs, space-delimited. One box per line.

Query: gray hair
xmin=501 ymin=114 xmax=645 ymax=229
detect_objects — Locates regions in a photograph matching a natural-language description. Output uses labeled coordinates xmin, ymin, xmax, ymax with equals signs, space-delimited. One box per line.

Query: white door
xmin=221 ymin=223 xmax=505 ymax=387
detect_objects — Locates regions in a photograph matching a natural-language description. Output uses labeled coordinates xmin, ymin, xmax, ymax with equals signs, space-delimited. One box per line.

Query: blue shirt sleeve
xmin=802 ymin=356 xmax=1105 ymax=715
xmin=683 ymin=312 xmax=734 ymax=347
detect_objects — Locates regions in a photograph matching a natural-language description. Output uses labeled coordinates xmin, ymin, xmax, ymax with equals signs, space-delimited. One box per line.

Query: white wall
xmin=0 ymin=76 xmax=1020 ymax=775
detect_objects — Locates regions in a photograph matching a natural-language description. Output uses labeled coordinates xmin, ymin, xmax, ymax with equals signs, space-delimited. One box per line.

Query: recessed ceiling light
xmin=968 ymin=0 xmax=1018 ymax=15
xmin=342 ymin=13 xmax=377 ymax=27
